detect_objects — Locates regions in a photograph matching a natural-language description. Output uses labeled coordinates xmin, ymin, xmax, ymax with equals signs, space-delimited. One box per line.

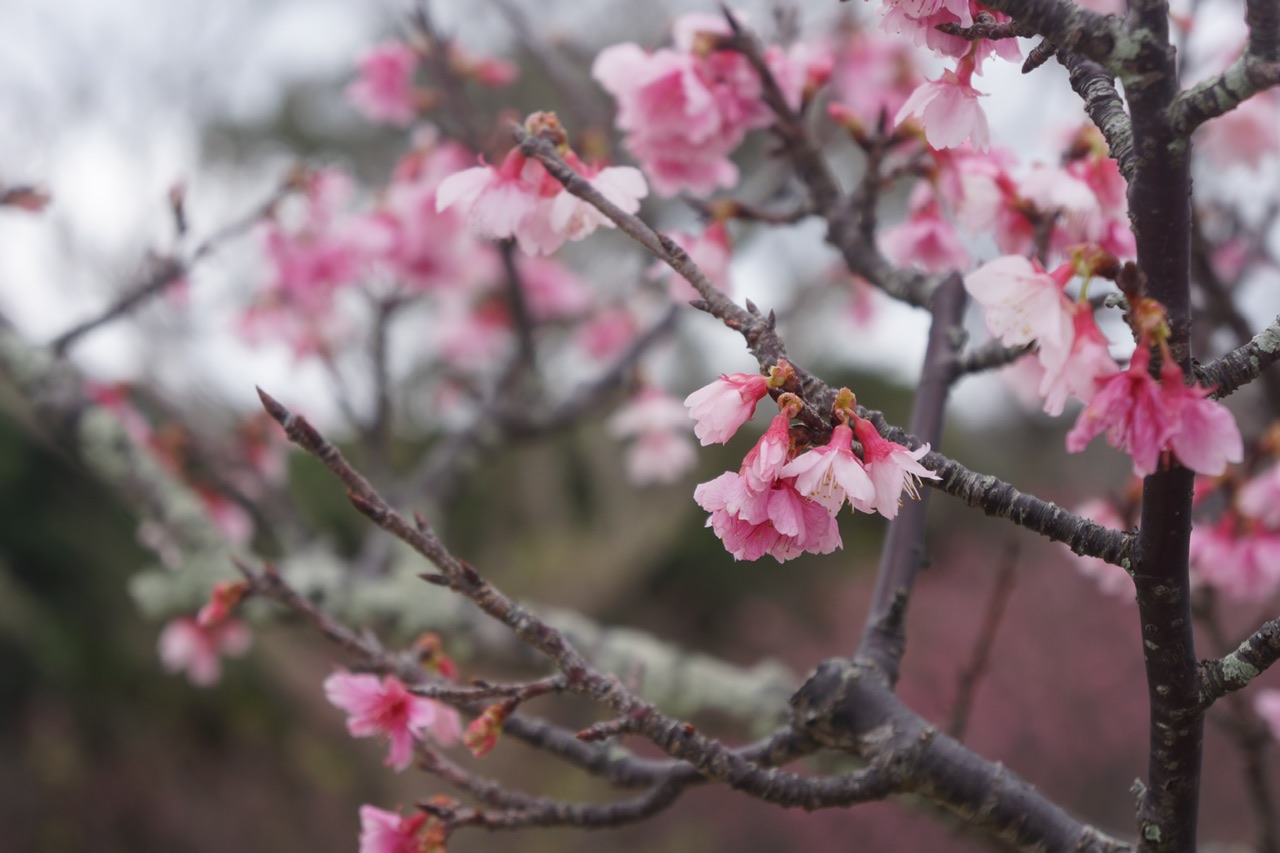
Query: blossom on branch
xmin=323 ymin=672 xmax=449 ymax=771
xmin=849 ymin=414 xmax=940 ymax=520
xmin=684 ymin=372 xmax=771 ymax=446
xmin=347 ymin=41 xmax=420 ymax=126
xmin=358 ymin=805 xmax=429 ymax=853
xmin=436 ymin=115 xmax=646 ymax=255
xmin=894 ymin=56 xmax=988 ymax=150
xmin=158 ymin=617 xmax=251 ymax=687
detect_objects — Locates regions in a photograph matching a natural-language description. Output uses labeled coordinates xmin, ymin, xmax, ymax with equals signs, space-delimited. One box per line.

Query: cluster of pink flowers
xmin=608 ymin=387 xmax=698 ymax=486
xmin=347 ymin=40 xmax=516 ymax=127
xmin=687 ymin=370 xmax=939 ymax=562
xmin=158 ymin=616 xmax=251 ymax=687
xmin=324 ymin=670 xmax=461 ymax=771
xmin=358 ymin=805 xmax=446 ymax=853
xmin=435 ymin=113 xmax=647 ymax=256
xmin=593 ymin=12 xmax=828 ymax=196
xmin=1066 ymin=343 xmax=1243 ymax=478
xmin=1187 ymin=460 xmax=1280 ymax=601
xmin=965 ymin=253 xmax=1118 ymax=417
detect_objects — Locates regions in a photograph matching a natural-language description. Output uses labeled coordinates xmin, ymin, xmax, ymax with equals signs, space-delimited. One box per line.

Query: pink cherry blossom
xmin=1255 ymin=689 xmax=1280 ymax=742
xmin=894 ymin=63 xmax=989 ymax=151
xmin=435 ymin=148 xmax=560 ymax=255
xmin=1160 ymin=360 xmax=1243 ymax=477
xmin=741 ymin=411 xmax=796 ymax=491
xmin=684 ymin=372 xmax=770 ymax=445
xmin=1066 ymin=346 xmax=1176 ymax=476
xmin=1238 ymin=461 xmax=1280 ymax=528
xmin=323 ymin=671 xmax=442 ymax=771
xmin=849 ymin=415 xmax=940 ymax=519
xmin=880 ymin=184 xmax=969 ymax=272
xmin=592 ymin=13 xmax=776 ymax=196
xmin=358 ymin=805 xmax=428 ymax=853
xmin=548 ymin=157 xmax=648 ymax=240
xmin=830 ymin=25 xmax=924 ymax=123
xmin=158 ymin=617 xmax=251 ymax=687
xmin=354 ymin=141 xmax=497 ymax=292
xmin=609 ymin=389 xmax=698 ymax=485
xmin=1190 ymin=516 xmax=1280 ymax=602
xmin=779 ymin=422 xmax=876 ymax=514
xmin=1038 ymin=307 xmax=1120 ymax=417
xmin=694 ymin=472 xmax=841 ymax=562
xmin=347 ymin=42 xmax=420 ymax=126
xmin=964 ymin=255 xmax=1075 ymax=371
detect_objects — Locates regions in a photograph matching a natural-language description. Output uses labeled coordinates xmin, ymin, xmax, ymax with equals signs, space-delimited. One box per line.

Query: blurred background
xmin=0 ymin=0 xmax=1278 ymax=850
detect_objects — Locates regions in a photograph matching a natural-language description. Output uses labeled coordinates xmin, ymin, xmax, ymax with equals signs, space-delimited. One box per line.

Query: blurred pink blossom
xmin=358 ymin=805 xmax=428 ymax=853
xmin=323 ymin=672 xmax=443 ymax=771
xmin=158 ymin=617 xmax=250 ymax=687
xmin=347 ymin=42 xmax=420 ymax=126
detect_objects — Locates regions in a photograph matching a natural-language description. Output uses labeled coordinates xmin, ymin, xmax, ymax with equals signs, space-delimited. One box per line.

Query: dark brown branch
xmin=792 ymin=659 xmax=1133 ymax=852
xmin=1123 ymin=4 xmax=1203 ymax=842
xmin=1061 ymin=52 xmax=1135 ymax=182
xmin=952 ymin=340 xmax=1032 ymax=378
xmin=977 ymin=0 xmax=1125 ymax=72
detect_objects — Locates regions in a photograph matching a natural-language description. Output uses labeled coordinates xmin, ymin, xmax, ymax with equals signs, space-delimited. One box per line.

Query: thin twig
xmin=949 ymin=546 xmax=1019 ymax=741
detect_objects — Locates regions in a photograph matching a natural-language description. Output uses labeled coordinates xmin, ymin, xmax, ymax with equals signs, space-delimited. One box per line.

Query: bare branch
xmin=51 ymin=180 xmax=290 ymax=356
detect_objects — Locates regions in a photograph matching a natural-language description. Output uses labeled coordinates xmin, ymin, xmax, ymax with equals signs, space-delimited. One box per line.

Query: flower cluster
xmin=593 ymin=12 xmax=827 ymax=196
xmin=1187 ymin=459 xmax=1280 ymax=601
xmin=436 ymin=112 xmax=647 ymax=255
xmin=608 ymin=387 xmax=698 ymax=486
xmin=358 ymin=804 xmax=447 ymax=853
xmin=1066 ymin=344 xmax=1242 ymax=478
xmin=688 ymin=373 xmax=939 ymax=562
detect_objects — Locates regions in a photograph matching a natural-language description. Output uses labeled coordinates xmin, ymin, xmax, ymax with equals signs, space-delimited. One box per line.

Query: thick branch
xmin=1062 ymin=52 xmax=1135 ymax=182
xmin=978 ymin=0 xmax=1125 ymax=71
xmin=792 ymin=659 xmax=1133 ymax=852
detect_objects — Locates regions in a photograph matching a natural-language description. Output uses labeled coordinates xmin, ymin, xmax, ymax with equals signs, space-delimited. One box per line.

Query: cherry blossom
xmin=609 ymin=389 xmax=699 ymax=486
xmin=694 ymin=472 xmax=841 ymax=562
xmin=894 ymin=58 xmax=988 ymax=150
xmin=1189 ymin=516 xmax=1280 ymax=602
xmin=1160 ymin=359 xmax=1243 ymax=477
xmin=158 ymin=617 xmax=251 ymax=687
xmin=964 ymin=254 xmax=1075 ymax=370
xmin=741 ymin=410 xmax=797 ymax=491
xmin=849 ymin=415 xmax=940 ymax=519
xmin=347 ymin=42 xmax=420 ymax=126
xmin=436 ymin=136 xmax=647 ymax=255
xmin=358 ymin=805 xmax=428 ymax=853
xmin=880 ymin=184 xmax=970 ymax=272
xmin=592 ymin=12 xmax=775 ymax=196
xmin=780 ymin=421 xmax=876 ymax=514
xmin=1066 ymin=346 xmax=1176 ymax=476
xmin=323 ymin=671 xmax=443 ymax=771
xmin=684 ymin=372 xmax=771 ymax=445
